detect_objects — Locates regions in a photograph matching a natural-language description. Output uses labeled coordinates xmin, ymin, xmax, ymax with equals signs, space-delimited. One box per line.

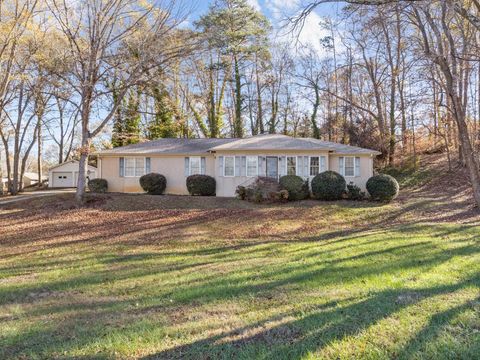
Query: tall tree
xmin=47 ymin=0 xmax=189 ymax=202
xmin=196 ymin=0 xmax=270 ymax=137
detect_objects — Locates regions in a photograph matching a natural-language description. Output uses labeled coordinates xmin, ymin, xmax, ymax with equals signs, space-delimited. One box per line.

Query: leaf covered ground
xmin=0 ymin=158 xmax=479 ymax=359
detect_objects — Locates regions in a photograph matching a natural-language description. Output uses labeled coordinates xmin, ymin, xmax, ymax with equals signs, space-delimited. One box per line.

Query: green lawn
xmin=0 ymin=192 xmax=479 ymax=359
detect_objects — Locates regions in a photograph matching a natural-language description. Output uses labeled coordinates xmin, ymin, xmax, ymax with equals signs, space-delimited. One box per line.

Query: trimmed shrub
xmin=311 ymin=171 xmax=346 ymax=200
xmin=236 ymin=185 xmax=247 ymax=200
xmin=279 ymin=189 xmax=289 ymax=202
xmin=345 ymin=182 xmax=365 ymax=201
xmin=279 ymin=175 xmax=309 ymax=201
xmin=366 ymin=174 xmax=399 ymax=202
xmin=139 ymin=173 xmax=166 ymax=195
xmin=186 ymin=174 xmax=216 ymax=196
xmin=88 ymin=178 xmax=108 ymax=193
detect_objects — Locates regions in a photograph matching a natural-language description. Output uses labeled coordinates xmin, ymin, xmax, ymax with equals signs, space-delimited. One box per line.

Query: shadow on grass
xmin=139 ymin=275 xmax=480 ymax=359
xmin=0 ymin=223 xmax=479 ymax=359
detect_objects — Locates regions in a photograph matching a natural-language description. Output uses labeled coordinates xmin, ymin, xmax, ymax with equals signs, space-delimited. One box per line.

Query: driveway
xmin=0 ymin=189 xmax=76 ymax=206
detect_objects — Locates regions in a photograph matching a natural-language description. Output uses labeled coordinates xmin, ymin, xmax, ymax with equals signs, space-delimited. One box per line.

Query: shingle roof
xmin=97 ymin=134 xmax=381 ymax=156
xmin=97 ymin=138 xmax=237 ymax=155
xmin=209 ymin=134 xmax=381 ymax=155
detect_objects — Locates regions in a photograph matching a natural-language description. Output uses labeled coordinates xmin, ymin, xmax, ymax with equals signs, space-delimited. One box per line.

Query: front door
xmin=266 ymin=156 xmax=278 ymax=179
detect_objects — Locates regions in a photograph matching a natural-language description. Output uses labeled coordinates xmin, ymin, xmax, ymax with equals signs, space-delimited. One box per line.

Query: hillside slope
xmin=389 ymin=153 xmax=477 ymax=223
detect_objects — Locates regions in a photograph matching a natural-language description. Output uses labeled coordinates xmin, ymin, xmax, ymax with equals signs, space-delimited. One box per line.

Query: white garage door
xmin=52 ymin=172 xmax=74 ymax=187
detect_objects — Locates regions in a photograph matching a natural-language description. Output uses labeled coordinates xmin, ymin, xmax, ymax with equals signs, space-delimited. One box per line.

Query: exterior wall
xmin=99 ymin=155 xmax=215 ymax=194
xmin=329 ymin=155 xmax=373 ymax=191
xmin=98 ymin=151 xmax=375 ymax=197
xmin=214 ymin=150 xmax=332 ymax=197
xmin=48 ymin=161 xmax=97 ymax=188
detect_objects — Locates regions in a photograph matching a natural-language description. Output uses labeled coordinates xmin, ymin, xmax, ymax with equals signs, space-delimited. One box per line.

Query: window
xmin=135 ymin=158 xmax=145 ymax=176
xmin=125 ymin=157 xmax=146 ymax=177
xmin=125 ymin=158 xmax=135 ymax=177
xmin=287 ymin=156 xmax=296 ymax=175
xmin=344 ymin=156 xmax=355 ymax=177
xmin=224 ymin=156 xmax=235 ymax=177
xmin=310 ymin=157 xmax=319 ymax=176
xmin=189 ymin=157 xmax=201 ymax=175
xmin=246 ymin=156 xmax=258 ymax=177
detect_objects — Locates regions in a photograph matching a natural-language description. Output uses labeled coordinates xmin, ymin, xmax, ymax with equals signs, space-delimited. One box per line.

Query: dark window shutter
xmin=339 ymin=157 xmax=345 ymax=176
xmin=218 ymin=156 xmax=224 ymax=177
xmin=184 ymin=157 xmax=190 ymax=176
xmin=201 ymin=157 xmax=206 ymax=175
xmin=119 ymin=157 xmax=125 ymax=177
xmin=145 ymin=158 xmax=151 ymax=174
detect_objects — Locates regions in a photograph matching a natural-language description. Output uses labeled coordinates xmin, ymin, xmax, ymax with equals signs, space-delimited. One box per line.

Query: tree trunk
xmin=311 ymin=86 xmax=320 ymax=139
xmin=76 ymin=90 xmax=93 ymax=202
xmin=37 ymin=117 xmax=42 ymax=187
xmin=233 ymin=54 xmax=243 ymax=138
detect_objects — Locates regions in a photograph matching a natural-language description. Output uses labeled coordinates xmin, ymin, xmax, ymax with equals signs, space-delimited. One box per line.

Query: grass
xmin=0 ymin=189 xmax=479 ymax=359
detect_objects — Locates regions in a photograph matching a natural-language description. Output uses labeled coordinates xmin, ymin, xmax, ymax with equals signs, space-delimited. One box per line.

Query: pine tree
xmin=111 ymin=87 xmax=141 ymax=147
xmin=147 ymin=85 xmax=178 ymax=139
xmin=196 ymin=0 xmax=270 ymax=138
xmin=123 ymin=89 xmax=141 ymax=145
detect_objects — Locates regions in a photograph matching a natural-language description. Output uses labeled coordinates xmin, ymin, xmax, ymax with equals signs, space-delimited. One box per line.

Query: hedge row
xmin=89 ymin=171 xmax=399 ymax=203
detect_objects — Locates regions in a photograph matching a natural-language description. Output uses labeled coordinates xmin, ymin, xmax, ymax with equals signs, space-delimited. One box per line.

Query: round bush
xmin=88 ymin=178 xmax=108 ymax=193
xmin=366 ymin=174 xmax=399 ymax=202
xmin=186 ymin=174 xmax=216 ymax=196
xmin=139 ymin=173 xmax=166 ymax=195
xmin=311 ymin=171 xmax=346 ymax=200
xmin=279 ymin=175 xmax=309 ymax=201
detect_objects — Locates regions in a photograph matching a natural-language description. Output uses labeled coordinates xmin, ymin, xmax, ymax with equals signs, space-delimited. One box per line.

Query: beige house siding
xmin=99 ymin=155 xmax=215 ymax=194
xmin=214 ymin=150 xmax=332 ymax=197
xmin=329 ymin=155 xmax=374 ymax=191
xmin=98 ymin=151 xmax=374 ymax=196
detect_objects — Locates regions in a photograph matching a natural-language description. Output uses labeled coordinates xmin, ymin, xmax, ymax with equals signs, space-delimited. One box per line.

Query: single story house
xmin=96 ymin=134 xmax=381 ymax=197
xmin=48 ymin=160 xmax=97 ymax=188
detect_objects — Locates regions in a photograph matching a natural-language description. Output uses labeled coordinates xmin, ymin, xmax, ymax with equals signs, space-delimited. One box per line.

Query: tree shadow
xmin=141 ymin=277 xmax=480 ymax=359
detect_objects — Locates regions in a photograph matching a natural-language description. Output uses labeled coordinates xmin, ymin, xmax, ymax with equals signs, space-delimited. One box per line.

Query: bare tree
xmin=46 ymin=0 xmax=190 ymax=202
xmin=410 ymin=1 xmax=480 ymax=206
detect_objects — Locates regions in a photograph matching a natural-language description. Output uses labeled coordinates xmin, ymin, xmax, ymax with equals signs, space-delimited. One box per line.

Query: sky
xmin=188 ymin=0 xmax=344 ymax=56
xmin=1 ymin=0 xmax=347 ymax=173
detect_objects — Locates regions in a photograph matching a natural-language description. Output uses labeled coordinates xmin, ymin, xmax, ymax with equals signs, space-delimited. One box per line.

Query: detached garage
xmin=48 ymin=160 xmax=97 ymax=188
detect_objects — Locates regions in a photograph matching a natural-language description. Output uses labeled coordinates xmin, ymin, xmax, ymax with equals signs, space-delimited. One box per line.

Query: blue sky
xmin=186 ymin=0 xmax=344 ymax=55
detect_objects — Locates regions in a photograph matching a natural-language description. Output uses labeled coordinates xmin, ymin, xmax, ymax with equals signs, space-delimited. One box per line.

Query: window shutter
xmin=278 ymin=156 xmax=286 ymax=176
xmin=355 ymin=157 xmax=360 ymax=177
xmin=201 ymin=157 xmax=206 ymax=175
xmin=184 ymin=157 xmax=190 ymax=176
xmin=258 ymin=156 xmax=265 ymax=176
xmin=218 ymin=156 xmax=224 ymax=177
xmin=320 ymin=156 xmax=326 ymax=172
xmin=339 ymin=157 xmax=345 ymax=176
xmin=303 ymin=156 xmax=309 ymax=177
xmin=235 ymin=156 xmax=241 ymax=177
xmin=297 ymin=156 xmax=303 ymax=176
xmin=119 ymin=157 xmax=125 ymax=177
xmin=145 ymin=158 xmax=151 ymax=174
xmin=241 ymin=156 xmax=246 ymax=176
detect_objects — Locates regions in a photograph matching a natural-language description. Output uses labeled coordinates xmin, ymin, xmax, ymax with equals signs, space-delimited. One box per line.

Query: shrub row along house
xmin=96 ymin=134 xmax=380 ymax=197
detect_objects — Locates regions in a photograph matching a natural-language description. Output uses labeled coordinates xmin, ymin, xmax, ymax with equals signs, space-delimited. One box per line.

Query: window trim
xmin=223 ymin=156 xmax=235 ymax=177
xmin=343 ymin=156 xmax=356 ymax=177
xmin=246 ymin=156 xmax=258 ymax=177
xmin=189 ymin=156 xmax=201 ymax=176
xmin=124 ymin=157 xmax=146 ymax=178
xmin=286 ymin=156 xmax=297 ymax=176
xmin=309 ymin=156 xmax=320 ymax=177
